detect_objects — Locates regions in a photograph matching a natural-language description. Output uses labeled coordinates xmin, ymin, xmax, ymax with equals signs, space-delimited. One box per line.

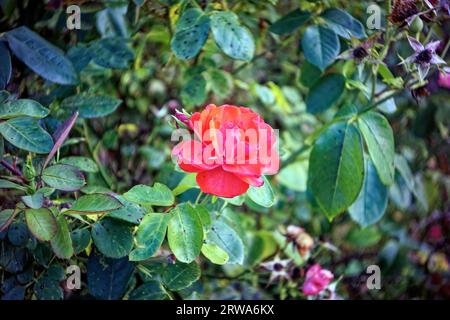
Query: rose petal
xmin=196 ymin=167 xmax=249 ymax=198
xmin=235 ymin=174 xmax=264 ymax=187
xmin=223 ymin=163 xmax=262 ymax=176
xmin=173 ymin=140 xmax=218 ymax=172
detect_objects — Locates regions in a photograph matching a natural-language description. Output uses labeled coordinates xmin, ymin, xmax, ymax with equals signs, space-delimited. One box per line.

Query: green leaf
xmin=96 ymin=6 xmax=129 ymax=39
xmin=0 ymin=42 xmax=12 ymax=89
xmin=50 ymin=215 xmax=74 ymax=259
xmin=181 ymin=74 xmax=207 ymax=107
xmin=277 ymin=161 xmax=308 ymax=192
xmin=67 ymin=44 xmax=94 ymax=72
xmin=64 ymin=194 xmax=123 ymax=215
xmin=21 ymin=192 xmax=44 ymax=209
xmin=225 ymin=194 xmax=245 ymax=206
xmin=210 ymin=11 xmax=255 ymax=61
xmin=389 ymin=173 xmax=412 ymax=210
xmin=335 ymin=104 xmax=359 ymax=120
xmin=87 ymin=253 xmax=134 ymax=300
xmin=0 ymin=99 xmax=49 ymax=120
xmin=92 ymin=218 xmax=133 ymax=258
xmin=208 ymin=69 xmax=233 ymax=98
xmin=301 ymin=25 xmax=340 ymax=71
xmin=306 ymin=74 xmax=345 ymax=114
xmin=394 ymin=155 xmax=427 ymax=210
xmin=269 ymin=9 xmax=311 ymax=35
xmin=201 ymin=243 xmax=229 ymax=265
xmin=129 ymin=213 xmax=171 ymax=261
xmin=308 ymin=120 xmax=364 ymax=220
xmin=8 ymin=222 xmax=29 ymax=246
xmin=42 ymin=164 xmax=85 ymax=191
xmin=59 ymin=156 xmax=99 ymax=173
xmin=0 ymin=179 xmax=27 ymax=192
xmin=60 ymin=94 xmax=122 ymax=119
xmin=194 ymin=204 xmax=211 ymax=231
xmin=167 ymin=203 xmax=203 ymax=263
xmin=321 ymin=8 xmax=366 ymax=40
xmin=106 ymin=196 xmax=145 ymax=225
xmin=25 ymin=208 xmax=57 ymax=241
xmin=346 ymin=225 xmax=381 ymax=248
xmin=162 ymin=261 xmax=201 ymax=291
xmin=129 ymin=281 xmax=168 ymax=300
xmin=172 ymin=173 xmax=198 ymax=196
xmin=0 ymin=209 xmax=17 ymax=232
xmin=0 ymin=117 xmax=53 ymax=154
xmin=358 ymin=111 xmax=395 ymax=185
xmin=171 ymin=8 xmax=210 ymax=60
xmin=0 ymin=91 xmax=9 ymax=103
xmin=124 ymin=183 xmax=174 ymax=206
xmin=205 ymin=219 xmax=244 ymax=264
xmin=349 ymin=159 xmax=388 ymax=227
xmin=6 ymin=26 xmax=77 ymax=85
xmin=247 ymin=176 xmax=276 ymax=208
xmin=394 ymin=155 xmax=415 ymax=191
xmin=300 ymin=61 xmax=322 ymax=88
xmin=71 ymin=228 xmax=91 ymax=254
xmin=34 ymin=276 xmax=63 ymax=300
xmin=91 ymin=37 xmax=134 ymax=69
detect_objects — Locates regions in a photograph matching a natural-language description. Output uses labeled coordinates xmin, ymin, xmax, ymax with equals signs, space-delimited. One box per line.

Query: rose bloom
xmin=302 ymin=264 xmax=334 ymax=296
xmin=172 ymin=104 xmax=279 ymax=198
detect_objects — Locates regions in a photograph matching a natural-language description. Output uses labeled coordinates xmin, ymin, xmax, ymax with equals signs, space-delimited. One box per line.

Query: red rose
xmin=172 ymin=104 xmax=279 ymax=198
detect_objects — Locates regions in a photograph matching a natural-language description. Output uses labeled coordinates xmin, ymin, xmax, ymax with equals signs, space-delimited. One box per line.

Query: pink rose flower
xmin=302 ymin=264 xmax=334 ymax=296
xmin=438 ymin=72 xmax=450 ymax=89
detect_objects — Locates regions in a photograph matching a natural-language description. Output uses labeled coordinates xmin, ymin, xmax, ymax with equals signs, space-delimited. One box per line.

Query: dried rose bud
xmin=389 ymin=0 xmax=419 ymax=25
xmin=285 ymin=225 xmax=315 ymax=257
xmin=296 ymin=232 xmax=314 ymax=257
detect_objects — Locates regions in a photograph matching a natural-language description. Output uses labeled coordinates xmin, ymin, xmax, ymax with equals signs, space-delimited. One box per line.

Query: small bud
xmin=174 ymin=109 xmax=190 ymax=127
xmin=409 ymin=16 xmax=423 ymax=34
